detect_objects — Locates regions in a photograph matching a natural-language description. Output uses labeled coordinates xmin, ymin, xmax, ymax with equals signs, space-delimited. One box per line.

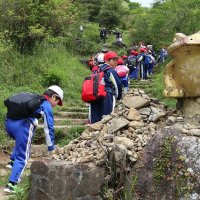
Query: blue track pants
xmin=5 ymin=118 xmax=35 ymax=183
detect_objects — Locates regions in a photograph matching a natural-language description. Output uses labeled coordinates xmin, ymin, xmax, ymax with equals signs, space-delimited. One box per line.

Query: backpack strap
xmin=102 ymin=66 xmax=112 ymax=72
xmin=98 ymin=65 xmax=112 ymax=73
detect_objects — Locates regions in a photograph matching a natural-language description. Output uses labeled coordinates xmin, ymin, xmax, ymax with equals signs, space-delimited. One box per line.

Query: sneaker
xmin=6 ymin=160 xmax=14 ymax=169
xmin=4 ymin=183 xmax=16 ymax=193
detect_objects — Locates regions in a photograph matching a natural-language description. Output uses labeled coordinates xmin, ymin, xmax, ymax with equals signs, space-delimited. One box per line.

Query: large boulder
xmin=28 ymin=160 xmax=104 ymax=200
xmin=125 ymin=127 xmax=200 ymax=200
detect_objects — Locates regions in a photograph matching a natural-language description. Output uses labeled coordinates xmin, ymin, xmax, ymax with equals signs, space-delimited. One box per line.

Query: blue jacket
xmin=100 ymin=64 xmax=122 ymax=100
xmin=32 ymin=100 xmax=55 ymax=151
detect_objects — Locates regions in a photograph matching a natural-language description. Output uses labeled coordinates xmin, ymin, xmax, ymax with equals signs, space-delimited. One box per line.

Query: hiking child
xmin=113 ymin=28 xmax=122 ymax=42
xmin=115 ymin=58 xmax=129 ymax=94
xmin=147 ymin=50 xmax=156 ymax=74
xmin=4 ymin=85 xmax=63 ymax=193
xmin=137 ymin=48 xmax=147 ymax=80
xmin=90 ymin=51 xmax=122 ymax=123
xmin=100 ymin=27 xmax=107 ymax=43
xmin=138 ymin=48 xmax=152 ymax=81
xmin=127 ymin=50 xmax=139 ymax=80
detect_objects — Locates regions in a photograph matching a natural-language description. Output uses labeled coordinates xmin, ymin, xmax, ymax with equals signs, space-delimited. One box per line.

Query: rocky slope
xmin=30 ymin=88 xmax=200 ymax=199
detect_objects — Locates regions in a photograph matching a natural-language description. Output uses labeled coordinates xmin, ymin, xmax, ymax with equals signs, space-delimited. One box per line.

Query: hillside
xmin=0 ymin=43 xmax=90 ymax=141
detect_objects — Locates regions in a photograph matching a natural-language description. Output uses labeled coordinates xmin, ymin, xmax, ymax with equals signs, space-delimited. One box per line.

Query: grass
xmin=0 ymin=41 xmax=90 ymax=142
xmin=151 ymin=63 xmax=177 ymax=108
xmin=55 ymin=126 xmax=86 ymax=147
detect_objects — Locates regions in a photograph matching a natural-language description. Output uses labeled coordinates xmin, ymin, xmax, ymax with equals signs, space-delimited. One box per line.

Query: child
xmin=115 ymin=58 xmax=129 ymax=94
xmin=4 ymin=85 xmax=63 ymax=193
xmin=90 ymin=51 xmax=122 ymax=124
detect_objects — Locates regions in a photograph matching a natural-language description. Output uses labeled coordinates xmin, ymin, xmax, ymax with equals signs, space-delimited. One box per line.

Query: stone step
xmin=130 ymin=81 xmax=153 ymax=84
xmin=55 ymin=107 xmax=89 ymax=112
xmin=129 ymin=83 xmax=153 ymax=87
xmin=130 ymin=80 xmax=154 ymax=83
xmin=37 ymin=124 xmax=86 ymax=131
xmin=129 ymin=85 xmax=153 ymax=89
xmin=0 ymin=166 xmax=9 ymax=178
xmin=54 ymin=118 xmax=88 ymax=125
xmin=55 ymin=111 xmax=88 ymax=119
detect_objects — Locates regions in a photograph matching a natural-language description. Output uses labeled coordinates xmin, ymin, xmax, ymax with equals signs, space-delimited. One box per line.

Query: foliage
xmin=74 ymin=0 xmax=103 ymax=22
xmin=77 ymin=23 xmax=102 ymax=55
xmin=123 ymin=175 xmax=138 ymax=200
xmin=98 ymin=0 xmax=126 ymax=29
xmin=129 ymin=0 xmax=200 ymax=48
xmin=0 ymin=0 xmax=84 ymax=54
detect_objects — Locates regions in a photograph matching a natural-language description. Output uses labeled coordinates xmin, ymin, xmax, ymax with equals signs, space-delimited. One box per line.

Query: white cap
xmin=48 ymin=85 xmax=63 ymax=106
xmin=95 ymin=53 xmax=104 ymax=64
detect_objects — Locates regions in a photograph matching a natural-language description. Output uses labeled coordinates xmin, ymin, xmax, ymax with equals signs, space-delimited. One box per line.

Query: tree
xmin=0 ymin=0 xmax=83 ymax=54
xmin=74 ymin=0 xmax=103 ymax=22
xmin=98 ymin=0 xmax=126 ymax=29
xmin=129 ymin=0 xmax=200 ymax=48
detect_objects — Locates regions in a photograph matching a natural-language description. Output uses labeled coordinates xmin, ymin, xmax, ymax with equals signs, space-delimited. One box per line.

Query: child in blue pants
xmin=4 ymin=85 xmax=63 ymax=193
xmin=90 ymin=51 xmax=122 ymax=124
xmin=115 ymin=58 xmax=129 ymax=93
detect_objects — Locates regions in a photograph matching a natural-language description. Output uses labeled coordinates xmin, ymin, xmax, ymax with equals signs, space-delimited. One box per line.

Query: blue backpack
xmin=143 ymin=54 xmax=152 ymax=65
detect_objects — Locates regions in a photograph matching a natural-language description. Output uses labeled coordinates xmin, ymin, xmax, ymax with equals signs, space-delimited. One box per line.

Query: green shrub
xmin=42 ymin=68 xmax=65 ymax=87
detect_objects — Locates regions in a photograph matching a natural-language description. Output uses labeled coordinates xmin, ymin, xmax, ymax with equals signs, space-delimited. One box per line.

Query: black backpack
xmin=4 ymin=92 xmax=45 ymax=119
xmin=127 ymin=56 xmax=137 ymax=69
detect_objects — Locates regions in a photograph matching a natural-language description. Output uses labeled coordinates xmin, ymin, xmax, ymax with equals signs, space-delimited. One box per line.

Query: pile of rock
xmin=47 ymin=89 xmax=171 ymax=165
xmin=31 ymin=88 xmax=200 ymax=166
xmin=29 ymin=88 xmax=200 ymax=199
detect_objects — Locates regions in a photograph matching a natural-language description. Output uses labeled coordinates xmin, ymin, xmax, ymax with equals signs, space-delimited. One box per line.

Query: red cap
xmin=130 ymin=50 xmax=135 ymax=55
xmin=117 ymin=58 xmax=123 ymax=65
xmin=121 ymin=55 xmax=127 ymax=60
xmin=133 ymin=51 xmax=139 ymax=56
xmin=104 ymin=51 xmax=118 ymax=62
xmin=140 ymin=48 xmax=147 ymax=52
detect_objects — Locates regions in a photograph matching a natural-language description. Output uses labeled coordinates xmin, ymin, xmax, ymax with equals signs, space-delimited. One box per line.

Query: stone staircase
xmin=37 ymin=105 xmax=89 ymax=131
xmin=129 ymin=75 xmax=155 ymax=95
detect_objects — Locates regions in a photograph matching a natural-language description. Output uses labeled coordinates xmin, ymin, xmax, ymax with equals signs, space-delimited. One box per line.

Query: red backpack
xmin=81 ymin=66 xmax=111 ymax=103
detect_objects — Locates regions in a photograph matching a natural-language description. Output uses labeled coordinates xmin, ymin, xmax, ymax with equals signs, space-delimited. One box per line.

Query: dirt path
xmin=0 ymin=152 xmax=10 ymax=200
xmin=0 ymin=187 xmax=11 ymax=200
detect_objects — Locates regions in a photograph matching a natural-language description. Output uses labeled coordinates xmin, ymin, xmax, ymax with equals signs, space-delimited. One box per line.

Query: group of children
xmin=88 ymin=44 xmax=158 ymax=95
xmin=86 ymin=43 xmax=167 ymax=124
